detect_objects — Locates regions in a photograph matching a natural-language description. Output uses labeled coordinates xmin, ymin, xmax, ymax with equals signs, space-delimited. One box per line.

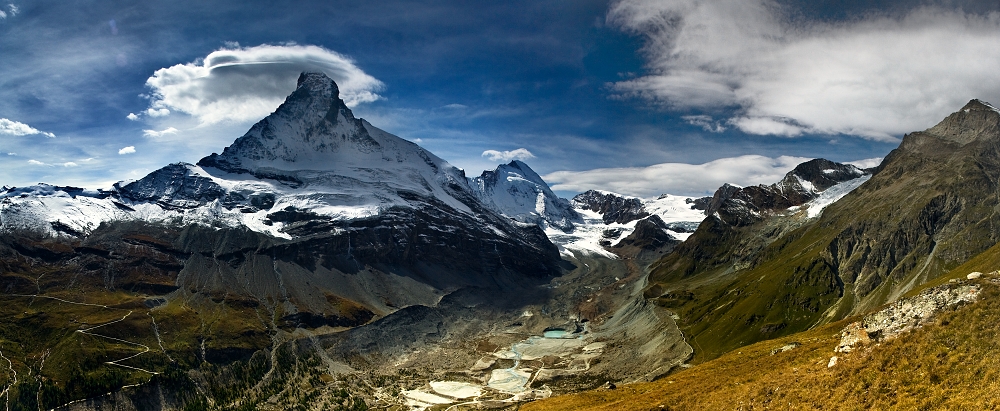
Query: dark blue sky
xmin=1 ymin=0 xmax=999 ymax=196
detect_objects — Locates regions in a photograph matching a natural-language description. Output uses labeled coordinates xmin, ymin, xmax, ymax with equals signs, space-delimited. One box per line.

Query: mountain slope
xmin=526 ymin=273 xmax=1000 ymax=411
xmin=0 ymin=73 xmax=572 ymax=409
xmin=647 ymin=100 xmax=1000 ymax=360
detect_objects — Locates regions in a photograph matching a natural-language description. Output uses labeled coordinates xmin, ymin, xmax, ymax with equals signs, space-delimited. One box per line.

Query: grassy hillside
xmin=525 ymin=256 xmax=1000 ymax=411
xmin=645 ymin=109 xmax=1000 ymax=361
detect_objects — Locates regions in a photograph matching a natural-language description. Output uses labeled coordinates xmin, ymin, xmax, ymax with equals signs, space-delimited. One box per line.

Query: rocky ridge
xmin=572 ymin=190 xmax=649 ymax=225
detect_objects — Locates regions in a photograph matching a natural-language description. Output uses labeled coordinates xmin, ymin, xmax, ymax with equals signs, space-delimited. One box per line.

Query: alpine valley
xmin=4 ymin=73 xmax=1000 ymax=411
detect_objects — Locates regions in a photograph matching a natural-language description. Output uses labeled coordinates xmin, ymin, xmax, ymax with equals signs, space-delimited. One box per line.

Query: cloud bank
xmin=608 ymin=0 xmax=1000 ymax=140
xmin=482 ymin=148 xmax=535 ymax=162
xmin=142 ymin=44 xmax=384 ymax=124
xmin=544 ymin=155 xmax=812 ymax=197
xmin=0 ymin=118 xmax=55 ymax=138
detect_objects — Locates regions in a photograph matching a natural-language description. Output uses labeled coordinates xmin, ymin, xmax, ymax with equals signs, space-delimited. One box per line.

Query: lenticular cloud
xmin=143 ymin=44 xmax=384 ymax=124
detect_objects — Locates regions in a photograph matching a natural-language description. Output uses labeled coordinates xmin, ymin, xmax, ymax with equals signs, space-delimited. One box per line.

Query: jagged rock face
xmin=610 ymin=215 xmax=681 ymax=264
xmin=115 ymin=164 xmax=231 ymax=209
xmin=613 ymin=215 xmax=678 ymax=251
xmin=706 ymin=159 xmax=865 ymax=227
xmin=572 ymin=190 xmax=649 ymax=225
xmin=469 ymin=160 xmax=580 ymax=231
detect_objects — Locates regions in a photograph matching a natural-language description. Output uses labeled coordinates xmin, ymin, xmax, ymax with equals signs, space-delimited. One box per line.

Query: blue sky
xmin=1 ymin=0 xmax=999 ymax=197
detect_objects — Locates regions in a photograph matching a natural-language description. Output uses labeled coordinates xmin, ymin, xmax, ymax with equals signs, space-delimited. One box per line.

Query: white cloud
xmin=62 ymin=162 xmax=78 ymax=167
xmin=847 ymin=157 xmax=884 ymax=169
xmin=0 ymin=118 xmax=55 ymax=138
xmin=144 ymin=44 xmax=384 ymax=124
xmin=6 ymin=152 xmax=15 ymax=156
xmin=728 ymin=117 xmax=803 ymax=137
xmin=8 ymin=4 xmax=17 ymax=16
xmin=543 ymin=155 xmax=811 ymax=197
xmin=145 ymin=108 xmax=170 ymax=117
xmin=482 ymin=148 xmax=535 ymax=162
xmin=27 ymin=159 xmax=46 ymax=166
xmin=608 ymin=1 xmax=1000 ymax=140
xmin=118 ymin=146 xmax=136 ymax=155
xmin=126 ymin=113 xmax=139 ymax=121
xmin=0 ymin=9 xmax=6 ymax=19
xmin=682 ymin=115 xmax=726 ymax=133
xmin=142 ymin=127 xmax=178 ymax=138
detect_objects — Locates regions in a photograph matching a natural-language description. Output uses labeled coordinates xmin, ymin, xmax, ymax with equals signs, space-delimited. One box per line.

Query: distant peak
xmin=922 ymin=99 xmax=1000 ymax=145
xmin=964 ymin=99 xmax=1000 ymax=113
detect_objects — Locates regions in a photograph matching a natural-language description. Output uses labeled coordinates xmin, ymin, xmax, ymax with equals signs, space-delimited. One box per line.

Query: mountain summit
xmin=199 ymin=72 xmax=442 ymax=174
xmin=469 ymin=160 xmax=580 ymax=231
xmin=920 ymin=99 xmax=1000 ymax=145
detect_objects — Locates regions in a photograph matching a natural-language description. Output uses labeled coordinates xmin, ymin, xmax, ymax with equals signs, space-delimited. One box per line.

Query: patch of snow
xmin=804 ymin=174 xmax=871 ymax=218
xmin=644 ymin=194 xmax=708 ymax=223
xmin=795 ymin=175 xmax=816 ymax=193
xmin=429 ymin=381 xmax=482 ymax=399
xmin=977 ymin=99 xmax=1000 ymax=113
xmin=402 ymin=390 xmax=453 ymax=409
xmin=544 ymin=193 xmax=706 ymax=258
xmin=488 ymin=368 xmax=532 ymax=393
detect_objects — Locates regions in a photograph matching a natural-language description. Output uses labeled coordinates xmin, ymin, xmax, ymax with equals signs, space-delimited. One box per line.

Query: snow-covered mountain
xmin=0 ymin=72 xmax=563 ymax=318
xmin=705 ymin=158 xmax=868 ymax=227
xmin=469 ymin=160 xmax=580 ymax=232
xmin=540 ymin=190 xmax=707 ymax=258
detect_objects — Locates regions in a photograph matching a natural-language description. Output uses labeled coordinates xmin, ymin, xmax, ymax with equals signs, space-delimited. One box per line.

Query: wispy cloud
xmin=682 ymin=115 xmax=725 ymax=133
xmin=142 ymin=127 xmax=178 ymax=138
xmin=0 ymin=118 xmax=55 ymax=138
xmin=482 ymin=148 xmax=535 ymax=162
xmin=143 ymin=43 xmax=384 ymax=124
xmin=118 ymin=146 xmax=136 ymax=155
xmin=608 ymin=0 xmax=1000 ymax=140
xmin=847 ymin=157 xmax=883 ymax=169
xmin=544 ymin=155 xmax=814 ymax=197
xmin=27 ymin=159 xmax=46 ymax=166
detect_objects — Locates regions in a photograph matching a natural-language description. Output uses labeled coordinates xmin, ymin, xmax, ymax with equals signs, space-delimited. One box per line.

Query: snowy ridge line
xmin=548 ymin=191 xmax=706 ymax=258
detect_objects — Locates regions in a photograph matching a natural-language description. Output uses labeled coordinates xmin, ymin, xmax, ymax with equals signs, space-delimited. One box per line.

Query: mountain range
xmin=2 ymin=73 xmax=999 ymax=410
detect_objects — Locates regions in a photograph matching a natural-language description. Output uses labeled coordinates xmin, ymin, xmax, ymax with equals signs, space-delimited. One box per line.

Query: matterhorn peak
xmin=198 ymin=71 xmax=391 ymax=174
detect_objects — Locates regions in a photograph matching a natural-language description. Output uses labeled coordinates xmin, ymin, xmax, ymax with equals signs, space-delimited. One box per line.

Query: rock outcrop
xmin=572 ymin=190 xmax=649 ymax=225
xmin=835 ymin=279 xmax=982 ymax=353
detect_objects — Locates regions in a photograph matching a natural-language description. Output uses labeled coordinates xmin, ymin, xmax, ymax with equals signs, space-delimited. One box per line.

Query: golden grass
xmin=526 ymin=278 xmax=1000 ymax=410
